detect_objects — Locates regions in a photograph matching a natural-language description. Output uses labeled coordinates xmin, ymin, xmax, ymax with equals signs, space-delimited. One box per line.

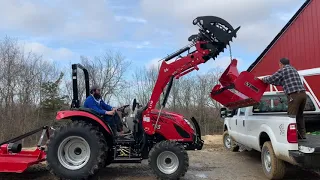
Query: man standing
xmin=262 ymin=58 xmax=307 ymax=139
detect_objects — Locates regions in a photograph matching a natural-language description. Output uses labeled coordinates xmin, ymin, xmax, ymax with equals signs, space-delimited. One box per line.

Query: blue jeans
xmin=104 ymin=115 xmax=117 ymax=133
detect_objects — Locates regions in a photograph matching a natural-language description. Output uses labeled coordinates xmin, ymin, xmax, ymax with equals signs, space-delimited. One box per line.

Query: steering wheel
xmin=132 ymin=99 xmax=137 ymax=112
xmin=116 ymin=104 xmax=130 ymax=113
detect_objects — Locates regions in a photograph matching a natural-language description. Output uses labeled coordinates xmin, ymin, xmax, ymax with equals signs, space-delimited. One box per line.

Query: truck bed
xmin=299 ymin=134 xmax=320 ymax=149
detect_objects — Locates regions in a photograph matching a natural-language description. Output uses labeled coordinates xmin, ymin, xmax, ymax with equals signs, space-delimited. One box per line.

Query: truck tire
xmin=46 ymin=121 xmax=108 ymax=180
xmin=261 ymin=141 xmax=286 ymax=180
xmin=223 ymin=131 xmax=239 ymax=152
xmin=148 ymin=140 xmax=189 ymax=180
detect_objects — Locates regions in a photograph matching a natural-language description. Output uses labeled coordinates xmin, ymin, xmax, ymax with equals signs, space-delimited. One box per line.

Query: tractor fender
xmin=56 ymin=110 xmax=112 ymax=135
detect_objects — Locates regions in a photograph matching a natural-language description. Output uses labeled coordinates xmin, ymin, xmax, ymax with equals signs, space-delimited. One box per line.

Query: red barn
xmin=247 ymin=0 xmax=320 ymax=102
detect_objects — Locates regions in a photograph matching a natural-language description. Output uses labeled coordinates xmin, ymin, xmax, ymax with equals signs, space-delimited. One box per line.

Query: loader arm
xmin=142 ymin=16 xmax=240 ymax=135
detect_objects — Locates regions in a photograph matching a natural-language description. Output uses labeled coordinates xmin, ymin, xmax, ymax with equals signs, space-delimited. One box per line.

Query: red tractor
xmin=46 ymin=16 xmax=240 ymax=180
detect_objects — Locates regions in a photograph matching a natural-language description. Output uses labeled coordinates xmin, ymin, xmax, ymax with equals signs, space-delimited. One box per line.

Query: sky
xmin=0 ymin=0 xmax=306 ymax=77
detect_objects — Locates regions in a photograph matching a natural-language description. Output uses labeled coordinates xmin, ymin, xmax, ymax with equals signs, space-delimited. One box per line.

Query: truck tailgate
xmin=289 ymin=134 xmax=320 ymax=169
xmin=299 ymin=134 xmax=320 ymax=151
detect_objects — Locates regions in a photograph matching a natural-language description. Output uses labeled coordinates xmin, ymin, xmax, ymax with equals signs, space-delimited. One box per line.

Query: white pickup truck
xmin=221 ymin=91 xmax=320 ymax=180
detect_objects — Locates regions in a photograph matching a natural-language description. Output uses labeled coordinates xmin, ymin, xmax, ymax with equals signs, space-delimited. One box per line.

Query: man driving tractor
xmin=84 ymin=85 xmax=121 ymax=134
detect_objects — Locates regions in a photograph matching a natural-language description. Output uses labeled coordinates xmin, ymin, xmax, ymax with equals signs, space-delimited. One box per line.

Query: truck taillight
xmin=287 ymin=123 xmax=297 ymax=143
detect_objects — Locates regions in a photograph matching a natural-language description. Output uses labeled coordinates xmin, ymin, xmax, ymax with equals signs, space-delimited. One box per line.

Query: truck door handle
xmin=243 ymin=120 xmax=245 ymax=127
xmin=236 ymin=119 xmax=237 ymax=125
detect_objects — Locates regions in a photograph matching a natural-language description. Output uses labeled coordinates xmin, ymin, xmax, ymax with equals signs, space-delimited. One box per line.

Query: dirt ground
xmin=1 ymin=135 xmax=320 ymax=180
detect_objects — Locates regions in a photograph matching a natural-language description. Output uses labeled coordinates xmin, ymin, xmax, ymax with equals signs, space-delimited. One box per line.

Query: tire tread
xmin=261 ymin=141 xmax=286 ymax=180
xmin=46 ymin=120 xmax=108 ymax=180
xmin=223 ymin=131 xmax=239 ymax=152
xmin=148 ymin=140 xmax=189 ymax=180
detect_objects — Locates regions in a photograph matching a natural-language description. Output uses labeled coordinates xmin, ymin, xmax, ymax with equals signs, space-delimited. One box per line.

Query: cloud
xmin=193 ymin=55 xmax=246 ymax=74
xmin=114 ymin=16 xmax=147 ymax=24
xmin=110 ymin=6 xmax=133 ymax=10
xmin=0 ymin=0 xmax=118 ymax=40
xmin=146 ymin=58 xmax=162 ymax=69
xmin=138 ymin=0 xmax=305 ymax=52
xmin=105 ymin=41 xmax=156 ymax=49
xmin=211 ymin=56 xmax=243 ymax=69
xmin=21 ymin=41 xmax=76 ymax=62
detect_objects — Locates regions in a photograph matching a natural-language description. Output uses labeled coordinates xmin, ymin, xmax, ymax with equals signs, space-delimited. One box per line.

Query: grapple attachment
xmin=191 ymin=16 xmax=240 ymax=60
xmin=210 ymin=59 xmax=267 ymax=109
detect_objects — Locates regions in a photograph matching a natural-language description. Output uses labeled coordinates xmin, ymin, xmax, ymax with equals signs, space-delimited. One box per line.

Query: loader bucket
xmin=211 ymin=59 xmax=267 ymax=109
xmin=219 ymin=59 xmax=239 ymax=87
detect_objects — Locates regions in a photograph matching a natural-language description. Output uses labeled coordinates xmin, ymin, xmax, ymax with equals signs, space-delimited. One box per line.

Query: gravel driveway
xmin=1 ymin=135 xmax=319 ymax=180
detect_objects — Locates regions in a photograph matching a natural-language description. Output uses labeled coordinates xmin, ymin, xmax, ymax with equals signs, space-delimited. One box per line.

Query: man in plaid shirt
xmin=262 ymin=58 xmax=307 ymax=139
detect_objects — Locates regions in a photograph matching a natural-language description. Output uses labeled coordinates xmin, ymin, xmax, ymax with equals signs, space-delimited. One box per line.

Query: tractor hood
xmin=150 ymin=109 xmax=195 ymax=133
xmin=151 ymin=109 xmax=184 ymax=119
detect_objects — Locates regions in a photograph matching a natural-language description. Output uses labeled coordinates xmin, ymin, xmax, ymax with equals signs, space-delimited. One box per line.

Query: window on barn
xmin=252 ymin=94 xmax=316 ymax=113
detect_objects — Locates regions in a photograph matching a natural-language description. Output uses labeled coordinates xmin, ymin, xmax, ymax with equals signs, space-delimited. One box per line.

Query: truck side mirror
xmin=220 ymin=107 xmax=227 ymax=118
xmin=220 ymin=107 xmax=236 ymax=118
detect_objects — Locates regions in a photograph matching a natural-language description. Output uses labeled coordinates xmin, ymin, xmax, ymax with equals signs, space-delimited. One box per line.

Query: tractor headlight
xmin=184 ymin=119 xmax=194 ymax=130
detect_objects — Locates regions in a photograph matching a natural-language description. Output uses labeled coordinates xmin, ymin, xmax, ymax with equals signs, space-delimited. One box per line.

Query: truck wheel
xmin=148 ymin=141 xmax=189 ymax=180
xmin=223 ymin=131 xmax=239 ymax=152
xmin=46 ymin=121 xmax=108 ymax=180
xmin=261 ymin=141 xmax=286 ymax=180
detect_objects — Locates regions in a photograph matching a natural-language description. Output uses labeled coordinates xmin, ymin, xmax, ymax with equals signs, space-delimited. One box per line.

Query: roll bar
xmin=71 ymin=64 xmax=90 ymax=108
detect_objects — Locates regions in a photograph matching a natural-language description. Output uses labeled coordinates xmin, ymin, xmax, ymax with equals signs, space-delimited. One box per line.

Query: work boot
xmin=298 ymin=129 xmax=306 ymax=140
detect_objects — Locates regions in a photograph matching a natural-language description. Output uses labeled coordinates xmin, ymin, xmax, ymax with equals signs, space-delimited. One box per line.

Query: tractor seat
xmin=76 ymin=107 xmax=132 ymax=137
xmin=75 ymin=107 xmax=113 ymax=132
xmin=77 ymin=107 xmax=104 ymax=119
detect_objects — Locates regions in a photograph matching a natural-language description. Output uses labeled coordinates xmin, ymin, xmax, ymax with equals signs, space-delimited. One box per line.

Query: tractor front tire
xmin=46 ymin=121 xmax=108 ymax=180
xmin=148 ymin=140 xmax=189 ymax=180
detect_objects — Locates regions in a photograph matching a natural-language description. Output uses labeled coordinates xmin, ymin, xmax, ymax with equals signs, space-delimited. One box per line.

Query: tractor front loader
xmin=45 ymin=15 xmax=245 ymax=180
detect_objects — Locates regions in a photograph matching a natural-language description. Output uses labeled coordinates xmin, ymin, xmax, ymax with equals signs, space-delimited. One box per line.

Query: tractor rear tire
xmin=105 ymin=150 xmax=114 ymax=167
xmin=148 ymin=140 xmax=189 ymax=180
xmin=46 ymin=121 xmax=108 ymax=180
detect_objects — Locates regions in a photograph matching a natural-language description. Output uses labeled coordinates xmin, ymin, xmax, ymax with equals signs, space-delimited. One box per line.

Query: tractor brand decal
xmin=153 ymin=124 xmax=161 ymax=130
xmin=245 ymin=82 xmax=259 ymax=93
xmin=143 ymin=116 xmax=150 ymax=122
xmin=148 ymin=101 xmax=153 ymax=109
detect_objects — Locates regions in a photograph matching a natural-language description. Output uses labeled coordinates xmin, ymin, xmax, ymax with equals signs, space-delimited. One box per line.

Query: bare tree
xmin=128 ymin=66 xmax=160 ymax=106
xmin=62 ymin=50 xmax=130 ymax=107
xmin=0 ymin=36 xmax=60 ymax=144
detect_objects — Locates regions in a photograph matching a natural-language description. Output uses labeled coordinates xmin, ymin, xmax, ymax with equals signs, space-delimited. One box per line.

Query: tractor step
xmin=115 ymin=136 xmax=135 ymax=145
xmin=112 ymin=157 xmax=141 ymax=163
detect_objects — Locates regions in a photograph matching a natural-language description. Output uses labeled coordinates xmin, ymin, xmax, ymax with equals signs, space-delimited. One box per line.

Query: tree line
xmin=0 ymin=36 xmax=224 ymax=145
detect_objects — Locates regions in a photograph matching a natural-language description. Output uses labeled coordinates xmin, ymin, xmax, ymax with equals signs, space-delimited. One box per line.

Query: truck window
xmin=252 ymin=94 xmax=316 ymax=113
xmin=239 ymin=107 xmax=246 ymax=116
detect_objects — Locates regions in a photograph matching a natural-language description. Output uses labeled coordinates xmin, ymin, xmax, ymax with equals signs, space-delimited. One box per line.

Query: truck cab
xmin=221 ymin=91 xmax=320 ymax=180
